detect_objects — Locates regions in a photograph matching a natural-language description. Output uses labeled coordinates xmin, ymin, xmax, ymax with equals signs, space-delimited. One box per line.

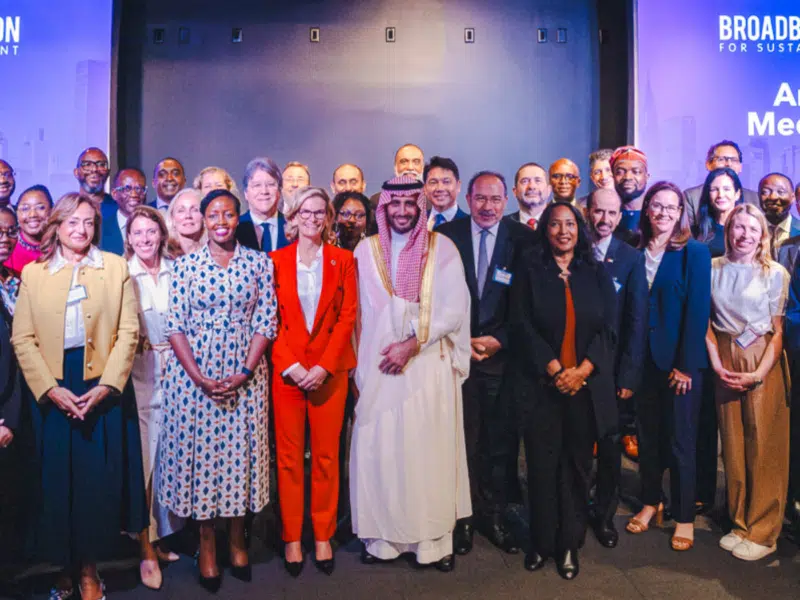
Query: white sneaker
xmin=732 ymin=539 xmax=777 ymax=561
xmin=719 ymin=532 xmax=743 ymax=552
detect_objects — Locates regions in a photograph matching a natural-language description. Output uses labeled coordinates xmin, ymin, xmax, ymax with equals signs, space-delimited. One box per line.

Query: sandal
xmin=671 ymin=536 xmax=694 ymax=551
xmin=626 ymin=517 xmax=649 ymax=534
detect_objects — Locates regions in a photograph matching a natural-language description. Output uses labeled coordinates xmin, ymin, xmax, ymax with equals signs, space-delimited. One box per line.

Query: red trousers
xmin=272 ymin=369 xmax=348 ymax=542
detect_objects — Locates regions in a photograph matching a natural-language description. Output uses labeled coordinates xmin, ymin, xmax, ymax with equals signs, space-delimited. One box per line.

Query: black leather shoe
xmin=524 ymin=552 xmax=547 ymax=571
xmin=283 ymin=557 xmax=304 ymax=578
xmin=592 ymin=519 xmax=619 ymax=548
xmin=453 ymin=520 xmax=474 ymax=555
xmin=786 ymin=498 xmax=800 ymax=524
xmin=230 ymin=564 xmax=252 ymax=582
xmin=556 ymin=549 xmax=579 ymax=580
xmin=199 ymin=573 xmax=222 ymax=593
xmin=434 ymin=554 xmax=455 ymax=572
xmin=360 ymin=546 xmax=379 ymax=565
xmin=482 ymin=516 xmax=520 ymax=554
xmin=695 ymin=502 xmax=713 ymax=516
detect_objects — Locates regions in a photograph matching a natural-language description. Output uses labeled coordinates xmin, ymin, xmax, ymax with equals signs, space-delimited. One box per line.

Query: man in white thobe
xmin=350 ymin=175 xmax=472 ymax=571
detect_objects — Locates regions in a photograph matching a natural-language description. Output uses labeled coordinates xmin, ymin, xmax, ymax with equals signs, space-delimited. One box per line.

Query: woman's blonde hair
xmin=124 ymin=205 xmax=172 ymax=260
xmin=283 ymin=186 xmax=335 ymax=243
xmin=166 ymin=188 xmax=207 ymax=256
xmin=37 ymin=193 xmax=101 ymax=263
xmin=724 ymin=203 xmax=772 ymax=273
xmin=192 ymin=166 xmax=241 ymax=199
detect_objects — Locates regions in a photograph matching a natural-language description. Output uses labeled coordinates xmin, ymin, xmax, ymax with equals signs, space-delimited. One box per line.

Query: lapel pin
xmin=331 ymin=259 xmax=336 ymax=266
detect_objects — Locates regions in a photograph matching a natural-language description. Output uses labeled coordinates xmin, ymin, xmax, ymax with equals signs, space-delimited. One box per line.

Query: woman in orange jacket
xmin=271 ymin=186 xmax=357 ymax=577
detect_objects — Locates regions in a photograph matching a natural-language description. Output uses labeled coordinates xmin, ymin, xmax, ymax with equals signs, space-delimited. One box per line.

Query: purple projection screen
xmin=0 ymin=1 xmax=113 ymax=202
xmin=635 ymin=0 xmax=800 ymax=191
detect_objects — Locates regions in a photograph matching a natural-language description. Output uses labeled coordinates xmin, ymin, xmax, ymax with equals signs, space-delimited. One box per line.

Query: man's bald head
xmin=549 ymin=158 xmax=581 ymax=202
xmin=331 ymin=163 xmax=366 ymax=194
xmin=394 ymin=144 xmax=424 ymax=177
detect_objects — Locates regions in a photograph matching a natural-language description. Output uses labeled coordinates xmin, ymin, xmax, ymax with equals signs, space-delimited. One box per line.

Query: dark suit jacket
xmin=510 ymin=251 xmax=619 ymax=437
xmin=437 ymin=218 xmax=536 ymax=375
xmin=99 ymin=198 xmax=125 ymax=256
xmin=600 ymin=237 xmax=649 ymax=392
xmin=684 ymin=184 xmax=758 ymax=228
xmin=778 ymin=235 xmax=800 ymax=275
xmin=785 ymin=257 xmax=800 ymax=353
xmin=430 ymin=206 xmax=469 ymax=224
xmin=236 ymin=212 xmax=289 ymax=253
xmin=646 ymin=239 xmax=711 ymax=373
xmin=0 ymin=308 xmax=21 ymax=432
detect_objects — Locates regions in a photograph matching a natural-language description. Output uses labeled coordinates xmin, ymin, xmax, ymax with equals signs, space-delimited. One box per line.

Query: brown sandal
xmin=671 ymin=536 xmax=694 ymax=551
xmin=626 ymin=518 xmax=649 ymax=534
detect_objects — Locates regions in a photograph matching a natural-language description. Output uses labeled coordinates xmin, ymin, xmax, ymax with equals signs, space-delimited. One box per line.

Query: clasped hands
xmin=47 ymin=384 xmax=112 ymax=420
xmin=470 ymin=336 xmax=501 ymax=362
xmin=0 ymin=419 xmax=12 ymax=448
xmin=547 ymin=360 xmax=592 ymax=396
xmin=287 ymin=365 xmax=329 ymax=391
xmin=714 ymin=367 xmax=760 ymax=392
xmin=379 ymin=335 xmax=419 ymax=375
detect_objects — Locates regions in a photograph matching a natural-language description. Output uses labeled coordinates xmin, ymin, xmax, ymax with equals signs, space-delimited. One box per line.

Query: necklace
xmin=17 ymin=233 xmax=40 ymax=251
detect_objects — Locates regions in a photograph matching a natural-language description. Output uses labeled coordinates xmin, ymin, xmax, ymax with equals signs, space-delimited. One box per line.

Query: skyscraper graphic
xmin=74 ymin=60 xmax=111 ymax=150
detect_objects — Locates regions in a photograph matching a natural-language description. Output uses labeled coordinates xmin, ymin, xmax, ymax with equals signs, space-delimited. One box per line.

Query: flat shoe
xmin=670 ymin=536 xmax=694 ymax=551
xmin=719 ymin=532 xmax=743 ymax=552
xmin=732 ymin=539 xmax=777 ymax=561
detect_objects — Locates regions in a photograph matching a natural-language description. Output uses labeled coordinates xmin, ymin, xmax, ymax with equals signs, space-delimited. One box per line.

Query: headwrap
xmin=376 ymin=175 xmax=428 ymax=302
xmin=610 ymin=146 xmax=648 ymax=170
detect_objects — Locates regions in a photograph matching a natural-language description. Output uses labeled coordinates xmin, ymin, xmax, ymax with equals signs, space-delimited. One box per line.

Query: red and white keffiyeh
xmin=375 ymin=175 xmax=428 ymax=302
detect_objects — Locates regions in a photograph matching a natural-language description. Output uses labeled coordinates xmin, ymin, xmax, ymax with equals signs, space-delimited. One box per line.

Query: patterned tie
xmin=433 ymin=213 xmax=447 ymax=229
xmin=260 ymin=222 xmax=272 ymax=252
xmin=770 ymin=226 xmax=780 ymax=260
xmin=477 ymin=228 xmax=489 ymax=297
xmin=527 ymin=218 xmax=537 ymax=230
xmin=594 ymin=244 xmax=603 ymax=262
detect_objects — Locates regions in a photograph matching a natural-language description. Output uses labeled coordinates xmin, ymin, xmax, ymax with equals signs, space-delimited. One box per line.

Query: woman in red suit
xmin=271 ymin=186 xmax=357 ymax=577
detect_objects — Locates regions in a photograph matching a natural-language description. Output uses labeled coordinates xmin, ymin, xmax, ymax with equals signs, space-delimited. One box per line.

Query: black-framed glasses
xmin=338 ymin=210 xmax=366 ymax=221
xmin=0 ymin=227 xmax=19 ymax=239
xmin=298 ymin=209 xmax=326 ymax=220
xmin=551 ymin=173 xmax=578 ymax=182
xmin=80 ymin=160 xmax=109 ymax=171
xmin=115 ymin=185 xmax=146 ymax=196
xmin=0 ymin=170 xmax=15 ymax=180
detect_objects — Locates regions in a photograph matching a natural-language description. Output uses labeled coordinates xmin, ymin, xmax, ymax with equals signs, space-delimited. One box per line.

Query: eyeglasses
xmin=649 ymin=202 xmax=680 ymax=215
xmin=80 ymin=160 xmax=109 ymax=171
xmin=298 ymin=209 xmax=327 ymax=220
xmin=0 ymin=170 xmax=15 ymax=180
xmin=338 ymin=210 xmax=366 ymax=221
xmin=114 ymin=185 xmax=146 ymax=196
xmin=17 ymin=203 xmax=49 ymax=214
xmin=284 ymin=177 xmax=309 ymax=186
xmin=551 ymin=173 xmax=578 ymax=182
xmin=0 ymin=227 xmax=19 ymax=239
xmin=712 ymin=156 xmax=741 ymax=166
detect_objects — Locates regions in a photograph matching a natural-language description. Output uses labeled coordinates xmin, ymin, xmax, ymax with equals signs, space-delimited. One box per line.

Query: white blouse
xmin=128 ymin=255 xmax=172 ymax=345
xmin=48 ymin=246 xmax=104 ymax=349
xmin=644 ymin=247 xmax=665 ymax=289
xmin=296 ymin=244 xmax=323 ymax=333
xmin=710 ymin=257 xmax=789 ymax=337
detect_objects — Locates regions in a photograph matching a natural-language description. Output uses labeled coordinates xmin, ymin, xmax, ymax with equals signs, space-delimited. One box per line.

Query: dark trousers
xmin=789 ymin=359 xmax=800 ymax=505
xmin=636 ymin=362 xmax=703 ymax=524
xmin=524 ymin=387 xmax=595 ymax=557
xmin=462 ymin=369 xmax=513 ymax=520
xmin=594 ymin=397 xmax=628 ymax=523
xmin=695 ymin=370 xmax=719 ymax=505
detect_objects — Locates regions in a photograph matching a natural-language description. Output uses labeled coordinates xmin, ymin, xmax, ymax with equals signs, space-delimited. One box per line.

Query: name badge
xmin=735 ymin=328 xmax=759 ymax=349
xmin=613 ymin=277 xmax=622 ymax=293
xmin=492 ymin=267 xmax=513 ymax=286
xmin=67 ymin=285 xmax=88 ymax=304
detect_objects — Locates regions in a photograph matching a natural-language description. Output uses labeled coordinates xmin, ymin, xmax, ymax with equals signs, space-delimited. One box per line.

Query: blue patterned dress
xmin=158 ymin=244 xmax=277 ymax=519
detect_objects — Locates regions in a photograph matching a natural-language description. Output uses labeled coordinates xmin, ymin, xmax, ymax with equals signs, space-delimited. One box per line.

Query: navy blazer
xmin=0 ymin=306 xmax=20 ymax=433
xmin=236 ymin=212 xmax=289 ymax=254
xmin=437 ymin=217 xmax=535 ymax=374
xmin=785 ymin=256 xmax=800 ymax=354
xmin=600 ymin=237 xmax=649 ymax=392
xmin=510 ymin=251 xmax=619 ymax=437
xmin=430 ymin=206 xmax=469 ymax=224
xmin=99 ymin=197 xmax=125 ymax=256
xmin=646 ymin=239 xmax=711 ymax=373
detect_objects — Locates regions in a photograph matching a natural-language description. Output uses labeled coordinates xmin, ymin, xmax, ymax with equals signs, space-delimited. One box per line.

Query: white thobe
xmin=129 ymin=255 xmax=186 ymax=541
xmin=350 ymin=233 xmax=472 ymax=563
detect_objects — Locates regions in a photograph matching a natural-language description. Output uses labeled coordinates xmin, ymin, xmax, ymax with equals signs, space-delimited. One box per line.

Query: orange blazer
xmin=271 ymin=242 xmax=357 ymax=375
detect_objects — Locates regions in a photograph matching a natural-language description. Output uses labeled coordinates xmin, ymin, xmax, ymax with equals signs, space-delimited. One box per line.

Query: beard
xmin=80 ymin=179 xmax=105 ymax=195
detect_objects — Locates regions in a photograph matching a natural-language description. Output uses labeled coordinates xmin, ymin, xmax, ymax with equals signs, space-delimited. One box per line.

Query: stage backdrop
xmin=0 ymin=0 xmax=113 ymax=201
xmin=636 ymin=0 xmax=800 ymax=192
xmin=131 ymin=0 xmax=599 ymax=210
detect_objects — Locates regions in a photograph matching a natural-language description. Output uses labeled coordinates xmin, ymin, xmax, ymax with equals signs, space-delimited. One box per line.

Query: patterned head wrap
xmin=610 ymin=146 xmax=648 ymax=170
xmin=376 ymin=175 xmax=428 ymax=302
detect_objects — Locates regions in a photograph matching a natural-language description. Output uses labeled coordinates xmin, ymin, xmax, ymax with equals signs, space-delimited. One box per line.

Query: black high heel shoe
xmin=198 ymin=573 xmax=222 ymax=593
xmin=283 ymin=556 xmax=304 ymax=578
xmin=314 ymin=555 xmax=335 ymax=576
xmin=229 ymin=563 xmax=252 ymax=582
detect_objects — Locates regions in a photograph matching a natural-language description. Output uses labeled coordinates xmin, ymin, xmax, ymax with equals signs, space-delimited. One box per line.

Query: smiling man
xmin=101 ymin=167 xmax=148 ymax=255
xmin=759 ymin=172 xmax=800 ymax=269
xmin=549 ymin=159 xmax=581 ymax=205
xmin=237 ymin=157 xmax=289 ymax=253
xmin=610 ymin=146 xmax=650 ymax=243
xmin=74 ymin=147 xmax=112 ymax=207
xmin=331 ymin=163 xmax=366 ymax=196
xmin=425 ymin=156 xmax=468 ymax=230
xmin=351 ymin=175 xmax=471 ymax=573
xmin=508 ymin=162 xmax=552 ymax=230
xmin=152 ymin=157 xmax=186 ymax=211
xmin=0 ymin=160 xmax=15 ymax=207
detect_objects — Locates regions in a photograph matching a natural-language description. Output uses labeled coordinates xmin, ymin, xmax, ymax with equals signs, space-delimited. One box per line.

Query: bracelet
xmin=551 ymin=367 xmax=565 ymax=379
xmin=242 ymin=367 xmax=254 ymax=379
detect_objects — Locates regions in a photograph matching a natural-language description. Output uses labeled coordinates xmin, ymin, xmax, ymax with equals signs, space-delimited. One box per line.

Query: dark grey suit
xmin=683 ymin=184 xmax=759 ymax=228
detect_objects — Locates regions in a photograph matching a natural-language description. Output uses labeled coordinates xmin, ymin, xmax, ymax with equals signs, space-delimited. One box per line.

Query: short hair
xmin=283 ymin=186 xmax=335 ymax=243
xmin=585 ymin=188 xmax=622 ymax=211
xmin=332 ymin=163 xmax=364 ymax=183
xmin=153 ymin=156 xmax=185 ymax=179
xmin=796 ymin=182 xmax=800 ymax=195
xmin=75 ymin=147 xmax=108 ymax=168
xmin=39 ymin=193 xmax=102 ymax=263
xmin=283 ymin=161 xmax=310 ymax=180
xmin=192 ymin=166 xmax=242 ymax=199
xmin=466 ymin=170 xmax=507 ymax=197
xmin=0 ymin=205 xmax=17 ymax=224
xmin=124 ymin=205 xmax=172 ymax=260
xmin=333 ymin=191 xmax=371 ymax=225
xmin=113 ymin=167 xmax=147 ymax=188
xmin=638 ymin=181 xmax=691 ymax=251
xmin=423 ymin=156 xmax=460 ymax=182
xmin=706 ymin=140 xmax=743 ymax=163
xmin=200 ymin=189 xmax=241 ymax=216
xmin=758 ymin=172 xmax=794 ymax=192
xmin=18 ymin=184 xmax=54 ymax=207
xmin=514 ymin=162 xmax=546 ymax=186
xmin=394 ymin=143 xmax=423 ymax=164
xmin=588 ymin=149 xmax=613 ymax=168
xmin=243 ymin=157 xmax=282 ymax=191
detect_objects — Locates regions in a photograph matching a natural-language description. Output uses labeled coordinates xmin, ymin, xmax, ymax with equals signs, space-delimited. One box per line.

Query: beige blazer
xmin=12 ymin=250 xmax=139 ymax=401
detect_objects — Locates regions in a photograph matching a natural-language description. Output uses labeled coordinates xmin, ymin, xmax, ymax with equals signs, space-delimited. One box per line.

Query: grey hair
xmin=588 ymin=149 xmax=614 ymax=168
xmin=242 ymin=157 xmax=282 ymax=191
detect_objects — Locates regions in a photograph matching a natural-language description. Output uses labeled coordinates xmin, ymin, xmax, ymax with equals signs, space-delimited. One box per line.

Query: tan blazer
xmin=12 ymin=250 xmax=139 ymax=401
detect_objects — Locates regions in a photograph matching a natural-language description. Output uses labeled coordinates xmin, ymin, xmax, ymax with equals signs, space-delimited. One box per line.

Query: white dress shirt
xmin=251 ymin=212 xmax=279 ymax=252
xmin=116 ymin=209 xmax=129 ymax=242
xmin=593 ymin=235 xmax=613 ymax=262
xmin=282 ymin=244 xmax=325 ymax=377
xmin=470 ymin=219 xmax=499 ymax=278
xmin=128 ymin=255 xmax=172 ymax=344
xmin=155 ymin=197 xmax=170 ymax=212
xmin=428 ymin=204 xmax=459 ymax=230
xmin=391 ymin=231 xmax=410 ymax=287
xmin=518 ymin=206 xmax=545 ymax=228
xmin=644 ymin=247 xmax=664 ymax=289
xmin=48 ymin=245 xmax=104 ymax=349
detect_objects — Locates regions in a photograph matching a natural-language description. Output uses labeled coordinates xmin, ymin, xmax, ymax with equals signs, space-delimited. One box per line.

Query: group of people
xmin=0 ymin=138 xmax=799 ymax=599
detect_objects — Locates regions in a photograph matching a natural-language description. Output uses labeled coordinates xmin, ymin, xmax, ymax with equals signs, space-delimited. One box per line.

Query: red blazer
xmin=271 ymin=242 xmax=357 ymax=375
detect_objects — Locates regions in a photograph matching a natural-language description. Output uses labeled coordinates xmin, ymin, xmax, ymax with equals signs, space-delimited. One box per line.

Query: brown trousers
xmin=715 ymin=332 xmax=790 ymax=547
